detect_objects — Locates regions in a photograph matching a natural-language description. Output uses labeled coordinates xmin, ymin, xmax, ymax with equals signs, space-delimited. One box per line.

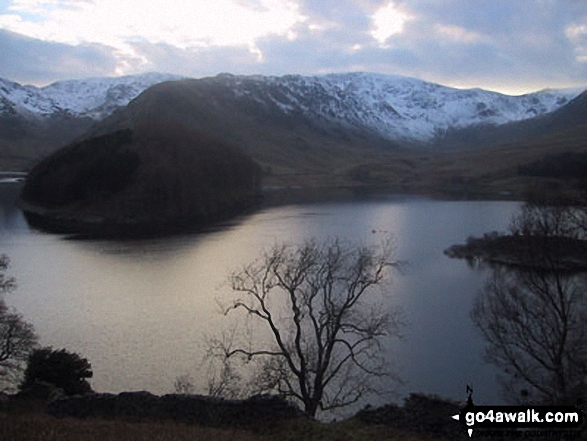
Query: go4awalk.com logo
xmin=452 ymin=404 xmax=584 ymax=438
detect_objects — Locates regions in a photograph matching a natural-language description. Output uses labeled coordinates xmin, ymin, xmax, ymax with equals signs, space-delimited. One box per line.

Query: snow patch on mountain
xmin=0 ymin=71 xmax=583 ymax=144
xmin=219 ymin=72 xmax=583 ymax=143
xmin=0 ymin=73 xmax=182 ymax=119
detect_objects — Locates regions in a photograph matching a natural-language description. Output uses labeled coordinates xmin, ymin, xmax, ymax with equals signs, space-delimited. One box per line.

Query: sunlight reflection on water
xmin=1 ymin=184 xmax=519 ymax=407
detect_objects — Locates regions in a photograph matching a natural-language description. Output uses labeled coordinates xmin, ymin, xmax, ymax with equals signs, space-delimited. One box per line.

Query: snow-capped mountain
xmin=0 ymin=73 xmax=182 ymax=120
xmin=216 ymin=72 xmax=582 ymax=143
xmin=0 ymin=71 xmax=583 ymax=147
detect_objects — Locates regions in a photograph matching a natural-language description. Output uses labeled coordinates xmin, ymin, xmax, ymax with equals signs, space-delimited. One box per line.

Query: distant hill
xmin=0 ymin=73 xmax=181 ymax=169
xmin=435 ymin=90 xmax=587 ymax=151
xmin=90 ymin=77 xmax=404 ymax=185
xmin=0 ymin=73 xmax=183 ymax=119
xmin=412 ymin=91 xmax=587 ymax=197
xmin=470 ymin=90 xmax=587 ymax=162
xmin=1 ymin=72 xmax=582 ymax=172
xmin=6 ymin=72 xmax=587 ymax=206
xmin=94 ymin=72 xmax=582 ymax=145
xmin=85 ymin=74 xmax=583 ymax=187
xmin=492 ymin=91 xmax=587 ymax=186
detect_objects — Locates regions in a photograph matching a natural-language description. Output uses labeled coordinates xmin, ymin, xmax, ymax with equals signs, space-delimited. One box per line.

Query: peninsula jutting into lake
xmin=19 ymin=126 xmax=262 ymax=237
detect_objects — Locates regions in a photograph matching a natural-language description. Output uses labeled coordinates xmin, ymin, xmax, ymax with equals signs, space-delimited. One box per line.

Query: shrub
xmin=20 ymin=348 xmax=93 ymax=396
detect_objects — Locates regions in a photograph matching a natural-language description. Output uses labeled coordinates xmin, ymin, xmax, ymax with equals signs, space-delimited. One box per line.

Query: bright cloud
xmin=434 ymin=24 xmax=487 ymax=44
xmin=566 ymin=22 xmax=587 ymax=63
xmin=7 ymin=0 xmax=65 ymax=15
xmin=0 ymin=0 xmax=306 ymax=72
xmin=1 ymin=0 xmax=587 ymax=93
xmin=370 ymin=1 xmax=413 ymax=46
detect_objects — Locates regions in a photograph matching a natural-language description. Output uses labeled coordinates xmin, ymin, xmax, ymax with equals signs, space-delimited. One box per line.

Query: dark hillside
xmin=20 ymin=124 xmax=261 ymax=235
xmin=27 ymin=76 xmax=586 ymax=198
xmin=22 ymin=130 xmax=139 ymax=208
xmin=87 ymin=77 xmax=587 ymax=193
xmin=0 ymin=113 xmax=94 ymax=171
xmin=436 ymin=91 xmax=587 ymax=151
xmin=93 ymin=77 xmax=404 ymax=188
xmin=518 ymin=151 xmax=587 ymax=180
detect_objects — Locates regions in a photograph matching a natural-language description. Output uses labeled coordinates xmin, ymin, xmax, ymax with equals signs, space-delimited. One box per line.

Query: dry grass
xmin=265 ymin=418 xmax=442 ymax=441
xmin=0 ymin=411 xmax=441 ymax=441
xmin=0 ymin=413 xmax=269 ymax=441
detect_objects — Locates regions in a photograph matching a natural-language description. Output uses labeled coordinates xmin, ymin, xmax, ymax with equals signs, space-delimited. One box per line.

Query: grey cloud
xmin=356 ymin=0 xmax=587 ymax=90
xmin=0 ymin=30 xmax=117 ymax=85
xmin=2 ymin=0 xmax=587 ymax=93
xmin=127 ymin=42 xmax=262 ymax=78
xmin=297 ymin=0 xmax=375 ymax=30
xmin=293 ymin=0 xmax=587 ymax=86
xmin=247 ymin=0 xmax=587 ymax=91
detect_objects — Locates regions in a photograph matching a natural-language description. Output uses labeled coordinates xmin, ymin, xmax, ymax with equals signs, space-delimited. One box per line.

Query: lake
xmin=0 ymin=182 xmax=519 ymax=408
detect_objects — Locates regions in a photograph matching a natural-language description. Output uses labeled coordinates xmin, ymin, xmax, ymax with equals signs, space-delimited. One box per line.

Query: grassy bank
xmin=1 ymin=409 xmax=440 ymax=441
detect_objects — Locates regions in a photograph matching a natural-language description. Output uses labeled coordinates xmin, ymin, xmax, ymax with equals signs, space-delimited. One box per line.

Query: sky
xmin=1 ymin=0 xmax=587 ymax=95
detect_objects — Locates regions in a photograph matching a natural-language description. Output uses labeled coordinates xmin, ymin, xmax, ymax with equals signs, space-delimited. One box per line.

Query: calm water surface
xmin=0 ymin=183 xmax=519 ymax=406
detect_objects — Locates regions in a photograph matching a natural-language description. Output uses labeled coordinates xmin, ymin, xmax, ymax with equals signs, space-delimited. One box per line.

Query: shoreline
xmin=5 ymin=178 xmax=522 ymax=239
xmin=445 ymin=233 xmax=587 ymax=272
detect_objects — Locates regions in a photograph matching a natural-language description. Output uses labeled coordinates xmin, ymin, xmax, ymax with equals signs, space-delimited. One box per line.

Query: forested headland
xmin=20 ymin=123 xmax=262 ymax=236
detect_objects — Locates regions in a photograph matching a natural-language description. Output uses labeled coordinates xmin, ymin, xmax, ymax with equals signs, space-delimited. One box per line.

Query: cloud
xmin=126 ymin=42 xmax=262 ymax=78
xmin=0 ymin=0 xmax=587 ymax=93
xmin=433 ymin=25 xmax=487 ymax=44
xmin=370 ymin=1 xmax=414 ymax=46
xmin=0 ymin=29 xmax=117 ymax=84
xmin=355 ymin=0 xmax=587 ymax=93
xmin=0 ymin=0 xmax=307 ymax=74
xmin=566 ymin=21 xmax=587 ymax=63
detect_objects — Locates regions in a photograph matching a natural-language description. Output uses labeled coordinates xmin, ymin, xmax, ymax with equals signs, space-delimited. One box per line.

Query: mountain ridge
xmin=212 ymin=72 xmax=582 ymax=143
xmin=6 ymin=72 xmax=587 ymax=221
xmin=84 ymin=74 xmax=586 ymax=193
xmin=1 ymin=71 xmax=582 ymax=143
xmin=1 ymin=71 xmax=585 ymax=175
xmin=0 ymin=72 xmax=183 ymax=120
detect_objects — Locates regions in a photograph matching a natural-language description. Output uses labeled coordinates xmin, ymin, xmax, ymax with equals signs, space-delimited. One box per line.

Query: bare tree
xmin=571 ymin=189 xmax=587 ymax=238
xmin=472 ymin=268 xmax=586 ymax=404
xmin=0 ymin=255 xmax=16 ymax=294
xmin=173 ymin=328 xmax=245 ymax=398
xmin=0 ymin=255 xmax=38 ymax=392
xmin=174 ymin=373 xmax=196 ymax=394
xmin=199 ymin=328 xmax=247 ymax=399
xmin=212 ymin=239 xmax=403 ymax=417
xmin=509 ymin=188 xmax=587 ymax=240
xmin=205 ymin=357 xmax=244 ymax=399
xmin=510 ymin=190 xmax=587 ymax=241
xmin=472 ymin=201 xmax=587 ymax=404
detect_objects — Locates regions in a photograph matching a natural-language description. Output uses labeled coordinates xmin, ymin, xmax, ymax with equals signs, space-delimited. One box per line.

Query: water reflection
xmin=472 ymin=266 xmax=587 ymax=404
xmin=0 ymin=184 xmax=27 ymax=233
xmin=0 ymin=184 xmax=520 ymax=406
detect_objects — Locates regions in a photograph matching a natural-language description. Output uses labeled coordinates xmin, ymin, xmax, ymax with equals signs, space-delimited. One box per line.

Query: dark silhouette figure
xmin=466 ymin=384 xmax=474 ymax=406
